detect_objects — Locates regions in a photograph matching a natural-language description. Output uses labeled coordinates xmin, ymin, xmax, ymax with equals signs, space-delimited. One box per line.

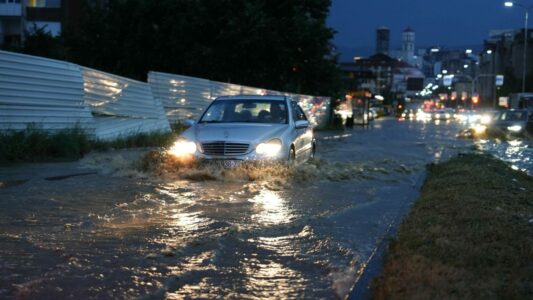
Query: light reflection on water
xmin=249 ymin=190 xmax=294 ymax=226
xmin=475 ymin=139 xmax=533 ymax=174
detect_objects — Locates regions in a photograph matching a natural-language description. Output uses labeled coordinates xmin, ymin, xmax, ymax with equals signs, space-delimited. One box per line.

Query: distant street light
xmin=504 ymin=1 xmax=533 ymax=93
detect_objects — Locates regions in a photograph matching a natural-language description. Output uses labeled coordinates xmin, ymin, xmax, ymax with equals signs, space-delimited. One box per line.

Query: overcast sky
xmin=327 ymin=0 xmax=528 ymax=51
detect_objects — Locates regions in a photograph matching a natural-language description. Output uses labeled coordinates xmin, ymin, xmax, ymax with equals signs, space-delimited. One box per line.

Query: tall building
xmin=402 ymin=27 xmax=415 ymax=65
xmin=0 ymin=0 xmax=80 ymax=47
xmin=376 ymin=27 xmax=390 ymax=55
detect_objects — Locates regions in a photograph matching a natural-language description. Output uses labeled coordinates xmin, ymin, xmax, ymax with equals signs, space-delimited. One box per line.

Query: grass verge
xmin=372 ymin=154 xmax=533 ymax=299
xmin=0 ymin=123 xmax=185 ymax=163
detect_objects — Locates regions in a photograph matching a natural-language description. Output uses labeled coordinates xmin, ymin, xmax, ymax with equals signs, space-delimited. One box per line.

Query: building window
xmin=27 ymin=0 xmax=60 ymax=8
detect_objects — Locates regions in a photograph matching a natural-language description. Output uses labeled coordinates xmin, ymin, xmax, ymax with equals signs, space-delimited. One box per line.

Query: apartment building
xmin=0 ymin=0 xmax=80 ymax=46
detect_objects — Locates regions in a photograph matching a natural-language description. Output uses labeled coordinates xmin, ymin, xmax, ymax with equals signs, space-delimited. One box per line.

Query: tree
xmin=62 ymin=0 xmax=341 ymax=96
xmin=6 ymin=24 xmax=67 ymax=60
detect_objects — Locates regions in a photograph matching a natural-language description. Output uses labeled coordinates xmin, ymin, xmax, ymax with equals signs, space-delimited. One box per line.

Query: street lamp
xmin=504 ymin=1 xmax=533 ymax=93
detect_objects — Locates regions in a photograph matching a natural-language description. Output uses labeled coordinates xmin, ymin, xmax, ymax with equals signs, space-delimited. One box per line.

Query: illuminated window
xmin=27 ymin=0 xmax=60 ymax=8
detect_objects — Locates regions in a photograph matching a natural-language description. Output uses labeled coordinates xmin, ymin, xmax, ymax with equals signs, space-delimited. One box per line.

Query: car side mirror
xmin=295 ymin=120 xmax=309 ymax=129
xmin=184 ymin=119 xmax=196 ymax=126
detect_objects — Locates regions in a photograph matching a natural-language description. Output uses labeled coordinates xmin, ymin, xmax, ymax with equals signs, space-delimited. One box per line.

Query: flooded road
xmin=475 ymin=139 xmax=533 ymax=175
xmin=0 ymin=118 xmax=493 ymax=299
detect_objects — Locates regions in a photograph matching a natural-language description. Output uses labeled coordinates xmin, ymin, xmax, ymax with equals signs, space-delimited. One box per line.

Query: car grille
xmin=201 ymin=142 xmax=249 ymax=156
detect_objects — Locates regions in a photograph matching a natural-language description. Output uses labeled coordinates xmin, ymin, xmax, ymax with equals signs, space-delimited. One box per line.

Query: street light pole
xmin=505 ymin=1 xmax=533 ymax=93
xmin=523 ymin=9 xmax=528 ymax=92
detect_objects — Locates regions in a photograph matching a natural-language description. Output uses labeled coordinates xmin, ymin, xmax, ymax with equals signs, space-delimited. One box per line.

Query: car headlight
xmin=168 ymin=139 xmax=197 ymax=157
xmin=480 ymin=115 xmax=492 ymax=125
xmin=507 ymin=125 xmax=523 ymax=132
xmin=256 ymin=139 xmax=282 ymax=156
xmin=445 ymin=113 xmax=451 ymax=119
xmin=473 ymin=124 xmax=487 ymax=134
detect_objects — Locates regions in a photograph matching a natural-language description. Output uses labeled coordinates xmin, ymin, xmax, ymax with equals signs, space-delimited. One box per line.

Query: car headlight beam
xmin=168 ymin=139 xmax=197 ymax=157
xmin=256 ymin=139 xmax=282 ymax=156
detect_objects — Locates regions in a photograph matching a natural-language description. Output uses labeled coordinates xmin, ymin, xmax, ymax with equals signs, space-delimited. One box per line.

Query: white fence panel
xmin=0 ymin=50 xmax=95 ymax=132
xmin=210 ymin=81 xmax=243 ymax=98
xmin=94 ymin=116 xmax=172 ymax=141
xmin=149 ymin=71 xmax=331 ymax=128
xmin=82 ymin=67 xmax=164 ymax=119
xmin=82 ymin=68 xmax=170 ymax=140
xmin=148 ymin=71 xmax=211 ymax=123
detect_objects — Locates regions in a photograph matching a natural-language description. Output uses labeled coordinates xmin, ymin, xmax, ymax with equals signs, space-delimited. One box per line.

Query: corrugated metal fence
xmin=0 ymin=50 xmax=170 ymax=140
xmin=0 ymin=50 xmax=95 ymax=132
xmin=0 ymin=50 xmax=330 ymax=140
xmin=81 ymin=67 xmax=170 ymax=140
xmin=148 ymin=71 xmax=330 ymax=127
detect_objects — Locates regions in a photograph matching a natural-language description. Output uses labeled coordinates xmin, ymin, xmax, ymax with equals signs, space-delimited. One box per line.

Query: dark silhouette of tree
xmin=59 ymin=0 xmax=340 ymax=96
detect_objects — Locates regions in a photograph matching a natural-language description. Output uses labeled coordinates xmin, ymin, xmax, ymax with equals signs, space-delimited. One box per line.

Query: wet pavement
xmin=0 ymin=118 xmax=527 ymax=299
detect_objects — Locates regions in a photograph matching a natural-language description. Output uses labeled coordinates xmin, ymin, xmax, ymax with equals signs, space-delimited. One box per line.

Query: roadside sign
xmin=443 ymin=75 xmax=454 ymax=86
xmin=499 ymin=96 xmax=509 ymax=107
xmin=495 ymin=75 xmax=504 ymax=86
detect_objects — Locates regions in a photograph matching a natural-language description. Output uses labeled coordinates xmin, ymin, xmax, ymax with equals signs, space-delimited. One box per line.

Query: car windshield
xmin=498 ymin=111 xmax=526 ymax=121
xmin=199 ymin=99 xmax=288 ymax=124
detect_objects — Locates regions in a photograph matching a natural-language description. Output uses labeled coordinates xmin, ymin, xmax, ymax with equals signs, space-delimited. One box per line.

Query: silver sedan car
xmin=169 ymin=95 xmax=316 ymax=166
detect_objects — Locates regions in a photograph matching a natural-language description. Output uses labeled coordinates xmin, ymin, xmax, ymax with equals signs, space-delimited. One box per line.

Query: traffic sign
xmin=443 ymin=75 xmax=454 ymax=86
xmin=495 ymin=75 xmax=504 ymax=86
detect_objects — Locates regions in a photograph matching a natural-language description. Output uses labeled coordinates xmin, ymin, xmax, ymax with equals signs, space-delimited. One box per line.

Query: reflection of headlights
xmin=468 ymin=115 xmax=480 ymax=123
xmin=480 ymin=115 xmax=491 ymax=124
xmin=473 ymin=124 xmax=487 ymax=134
xmin=256 ymin=139 xmax=282 ymax=156
xmin=507 ymin=125 xmax=523 ymax=132
xmin=168 ymin=139 xmax=197 ymax=157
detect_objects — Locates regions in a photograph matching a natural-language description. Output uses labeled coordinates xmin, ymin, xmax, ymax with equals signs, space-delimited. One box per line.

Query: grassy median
xmin=372 ymin=154 xmax=533 ymax=299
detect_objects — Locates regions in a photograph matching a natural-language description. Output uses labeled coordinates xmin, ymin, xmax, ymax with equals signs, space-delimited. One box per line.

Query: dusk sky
xmin=327 ymin=0 xmax=529 ymax=58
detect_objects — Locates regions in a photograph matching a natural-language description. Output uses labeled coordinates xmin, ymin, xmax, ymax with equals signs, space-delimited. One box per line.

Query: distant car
xmin=432 ymin=109 xmax=453 ymax=120
xmin=401 ymin=109 xmax=417 ymax=119
xmin=169 ymin=95 xmax=316 ymax=166
xmin=487 ymin=109 xmax=533 ymax=137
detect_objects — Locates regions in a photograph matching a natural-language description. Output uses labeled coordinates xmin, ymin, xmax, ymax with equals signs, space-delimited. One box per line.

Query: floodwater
xmin=474 ymin=139 xmax=533 ymax=175
xmin=0 ymin=118 xmax=503 ymax=299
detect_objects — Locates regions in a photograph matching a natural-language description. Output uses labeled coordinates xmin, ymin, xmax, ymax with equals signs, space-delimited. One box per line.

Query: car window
xmin=200 ymin=99 xmax=288 ymax=124
xmin=291 ymin=102 xmax=307 ymax=121
xmin=500 ymin=111 xmax=526 ymax=121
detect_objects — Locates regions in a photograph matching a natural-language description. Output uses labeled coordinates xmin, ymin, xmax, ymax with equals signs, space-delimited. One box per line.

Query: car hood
xmin=183 ymin=123 xmax=289 ymax=145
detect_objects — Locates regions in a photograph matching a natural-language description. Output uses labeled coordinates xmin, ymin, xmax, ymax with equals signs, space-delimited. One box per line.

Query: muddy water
xmin=0 ymin=119 xmax=472 ymax=299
